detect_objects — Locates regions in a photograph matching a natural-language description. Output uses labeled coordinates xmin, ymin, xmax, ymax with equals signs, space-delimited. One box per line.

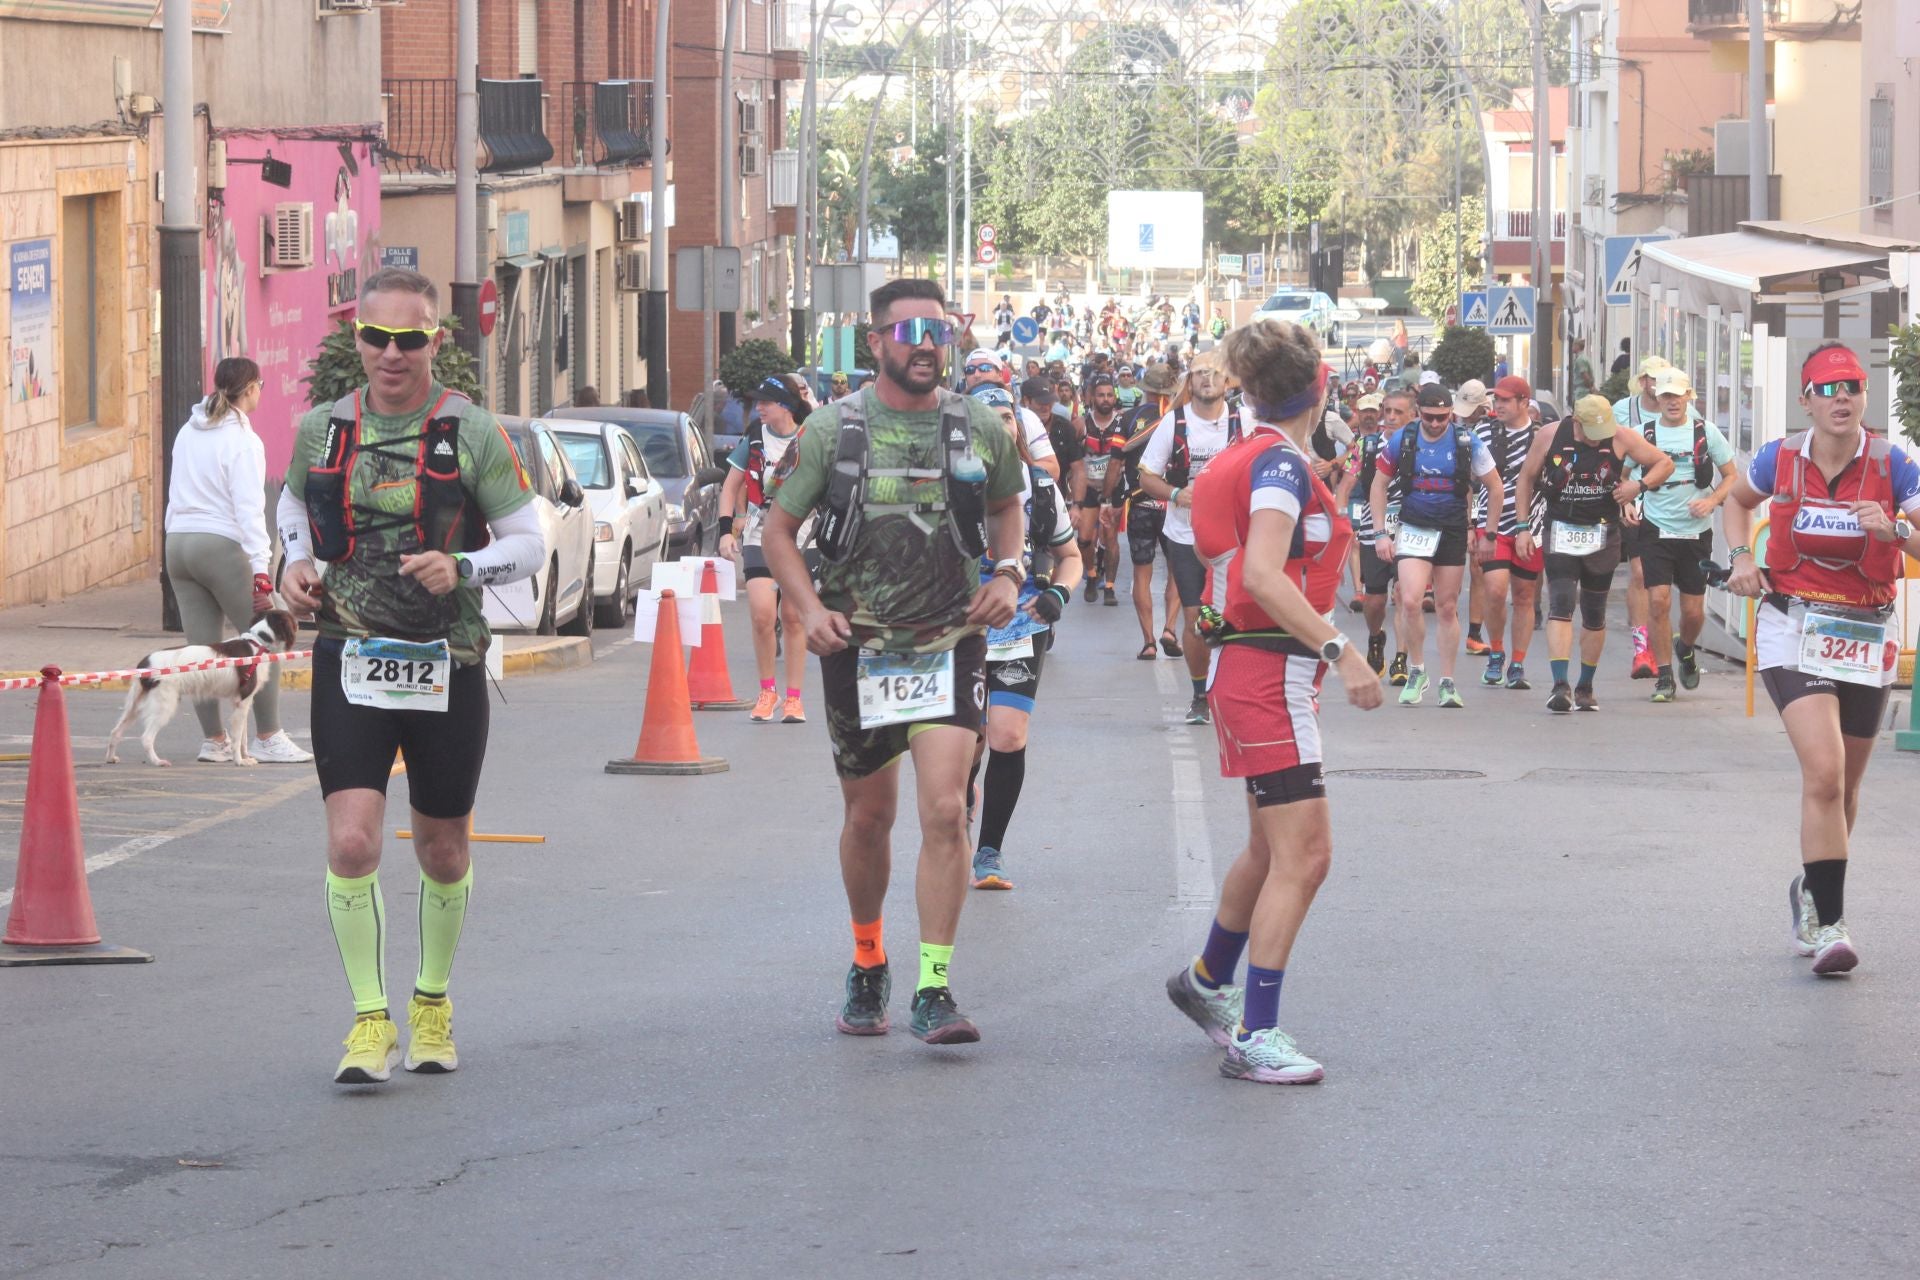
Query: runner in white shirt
xmin=1138 ymin=350 xmax=1242 ymax=725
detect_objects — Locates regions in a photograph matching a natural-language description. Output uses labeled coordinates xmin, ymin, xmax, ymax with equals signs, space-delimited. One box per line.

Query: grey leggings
xmin=163 ymin=532 xmax=279 ymax=737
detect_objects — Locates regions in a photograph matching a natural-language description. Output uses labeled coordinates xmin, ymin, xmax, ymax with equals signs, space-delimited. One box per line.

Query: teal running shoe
xmin=909 ymin=986 xmax=980 ymax=1044
xmin=1504 ymin=662 xmax=1530 ymax=691
xmin=971 ymin=845 xmax=1012 ymax=890
xmin=1219 ymin=1025 xmax=1325 ymax=1085
xmin=835 ymin=963 xmax=891 ymax=1036
xmin=1481 ymin=652 xmax=1506 ymax=686
xmin=1399 ymin=669 xmax=1428 ymax=706
xmin=1437 ymin=677 xmax=1464 ymax=708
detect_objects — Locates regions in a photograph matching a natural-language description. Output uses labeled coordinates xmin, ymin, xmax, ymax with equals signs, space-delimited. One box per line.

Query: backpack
xmin=1641 ymin=417 xmax=1714 ymax=490
xmin=1391 ymin=422 xmax=1473 ymax=503
xmin=1164 ymin=405 xmax=1244 ymax=488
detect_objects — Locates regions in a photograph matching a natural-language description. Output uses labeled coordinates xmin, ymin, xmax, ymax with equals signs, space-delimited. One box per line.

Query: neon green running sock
xmin=918 ymin=941 xmax=954 ymax=992
xmin=415 ymin=867 xmax=473 ymax=998
xmin=326 ymin=870 xmax=388 ymax=1015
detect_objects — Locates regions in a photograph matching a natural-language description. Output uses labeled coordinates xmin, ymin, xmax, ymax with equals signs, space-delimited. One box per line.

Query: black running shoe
xmin=1366 ymin=633 xmax=1386 ymax=676
xmin=836 ymin=963 xmax=891 ymax=1036
xmin=909 ymin=985 xmax=980 ymax=1044
xmin=1546 ymin=682 xmax=1573 ymax=714
xmin=1103 ymin=584 xmax=1118 ymax=606
xmin=1083 ymin=577 xmax=1099 ymax=604
xmin=1389 ymin=652 xmax=1409 ymax=686
xmin=1574 ymin=685 xmax=1599 ymax=712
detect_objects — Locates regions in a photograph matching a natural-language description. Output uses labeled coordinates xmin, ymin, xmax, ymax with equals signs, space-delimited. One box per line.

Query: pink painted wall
xmin=205 ymin=135 xmax=382 ymax=480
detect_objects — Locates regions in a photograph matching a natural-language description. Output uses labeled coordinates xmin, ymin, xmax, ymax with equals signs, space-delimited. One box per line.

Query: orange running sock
xmin=852 ymin=917 xmax=886 ymax=969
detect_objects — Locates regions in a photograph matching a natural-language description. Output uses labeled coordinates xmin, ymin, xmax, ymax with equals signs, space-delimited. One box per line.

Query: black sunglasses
xmin=354 ymin=320 xmax=435 ymax=352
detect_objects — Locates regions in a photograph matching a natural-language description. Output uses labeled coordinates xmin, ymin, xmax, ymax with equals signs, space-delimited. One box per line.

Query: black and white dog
xmin=105 ymin=610 xmax=300 ymax=767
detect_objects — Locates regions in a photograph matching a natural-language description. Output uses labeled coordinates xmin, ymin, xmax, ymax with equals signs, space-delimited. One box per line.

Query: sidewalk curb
xmin=0 ymin=636 xmax=593 ymax=693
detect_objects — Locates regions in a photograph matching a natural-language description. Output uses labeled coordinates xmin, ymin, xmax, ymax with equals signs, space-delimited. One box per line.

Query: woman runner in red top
xmin=1162 ymin=318 xmax=1382 ymax=1085
xmin=1723 ymin=342 xmax=1920 ymax=977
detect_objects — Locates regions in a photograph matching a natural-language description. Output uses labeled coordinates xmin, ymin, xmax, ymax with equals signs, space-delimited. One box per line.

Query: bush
xmin=1892 ymin=321 xmax=1920 ymax=448
xmin=1425 ymin=326 xmax=1496 ymax=389
xmin=717 ymin=338 xmax=796 ymax=401
xmin=1598 ymin=368 xmax=1631 ymax=406
xmin=301 ymin=317 xmax=483 ymax=408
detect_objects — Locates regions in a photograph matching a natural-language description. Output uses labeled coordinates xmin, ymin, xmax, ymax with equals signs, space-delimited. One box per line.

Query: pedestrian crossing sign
xmin=1461 ymin=292 xmax=1488 ymax=327
xmin=1486 ymin=286 xmax=1536 ymax=335
xmin=1603 ymin=235 xmax=1670 ymax=306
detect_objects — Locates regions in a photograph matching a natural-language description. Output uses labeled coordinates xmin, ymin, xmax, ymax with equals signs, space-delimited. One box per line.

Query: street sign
xmin=1486 ymin=285 xmax=1536 ymax=336
xmin=381 ymin=246 xmax=418 ymax=270
xmin=1460 ymin=291 xmax=1488 ymax=328
xmin=978 ymin=224 xmax=996 ymax=245
xmin=1249 ymin=252 xmax=1265 ymax=290
xmin=811 ymin=262 xmax=886 ymax=314
xmin=1011 ymin=316 xmax=1039 ymax=345
xmin=478 ymin=278 xmax=498 ymax=336
xmin=1217 ymin=253 xmax=1244 ymax=277
xmin=674 ymin=246 xmax=742 ymax=312
xmin=978 ymin=244 xmax=999 ymax=266
xmin=1603 ymin=235 xmax=1670 ymax=306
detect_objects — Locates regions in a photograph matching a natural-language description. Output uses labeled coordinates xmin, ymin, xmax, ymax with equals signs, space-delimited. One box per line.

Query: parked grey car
xmin=548 ymin=406 xmax=727 ymax=560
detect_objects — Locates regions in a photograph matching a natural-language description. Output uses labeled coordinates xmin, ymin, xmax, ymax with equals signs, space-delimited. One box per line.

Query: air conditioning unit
xmin=1714 ymin=117 xmax=1771 ymax=177
xmin=318 ymin=0 xmax=374 ymax=14
xmin=261 ymin=202 xmax=314 ymax=271
xmin=739 ymin=101 xmax=762 ymax=135
xmin=740 ymin=142 xmax=764 ymax=177
xmin=1583 ymin=175 xmax=1605 ymax=207
xmin=617 ymin=249 xmax=648 ymax=292
xmin=616 ymin=201 xmax=646 ymax=244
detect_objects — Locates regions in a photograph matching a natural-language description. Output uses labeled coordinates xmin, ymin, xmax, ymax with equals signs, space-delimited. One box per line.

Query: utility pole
xmin=1529 ymin=0 xmax=1554 ymax=394
xmin=791 ymin=0 xmax=818 ymax=364
xmin=1747 ymin=0 xmax=1769 ymax=220
xmin=646 ymin=0 xmax=672 ymax=407
xmin=961 ymin=70 xmax=973 ymax=329
xmin=157 ymin=0 xmax=199 ymax=630
xmin=717 ymin=0 xmax=742 ymax=354
xmin=943 ymin=0 xmax=956 ymax=301
xmin=452 ymin=0 xmax=479 ymax=357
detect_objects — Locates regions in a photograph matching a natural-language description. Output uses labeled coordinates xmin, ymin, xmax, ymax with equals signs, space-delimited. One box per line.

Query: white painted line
xmin=1156 ymin=659 xmax=1216 ymax=910
xmin=0 ymin=771 xmax=317 ymax=911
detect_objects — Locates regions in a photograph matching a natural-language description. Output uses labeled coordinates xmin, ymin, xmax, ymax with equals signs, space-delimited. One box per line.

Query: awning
xmin=1638 ymin=227 xmax=1901 ymax=316
xmin=500 ymin=253 xmax=542 ymax=270
xmin=538 ymin=245 xmax=567 ymax=261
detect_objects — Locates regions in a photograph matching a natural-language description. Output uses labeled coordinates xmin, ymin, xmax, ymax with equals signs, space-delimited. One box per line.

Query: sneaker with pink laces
xmin=749 ymin=688 xmax=779 ymax=722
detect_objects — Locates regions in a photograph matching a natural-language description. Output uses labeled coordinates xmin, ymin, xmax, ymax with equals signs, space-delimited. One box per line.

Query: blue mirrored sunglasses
xmin=1806 ymin=380 xmax=1863 ymax=398
xmin=887 ymin=318 xmax=957 ymax=347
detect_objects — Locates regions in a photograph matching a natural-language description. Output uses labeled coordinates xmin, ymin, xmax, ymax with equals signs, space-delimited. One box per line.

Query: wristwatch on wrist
xmin=1895 ymin=518 xmax=1912 ymax=543
xmin=1319 ymin=633 xmax=1350 ymax=663
xmin=454 ymin=554 xmax=474 ymax=581
xmin=993 ymin=559 xmax=1024 ymax=586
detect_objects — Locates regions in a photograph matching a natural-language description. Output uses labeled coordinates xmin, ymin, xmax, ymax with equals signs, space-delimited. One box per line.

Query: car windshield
xmin=556 ymin=433 xmax=611 ymax=488
xmin=620 ymin=423 xmax=686 ymax=477
xmin=1263 ymin=293 xmax=1312 ymax=311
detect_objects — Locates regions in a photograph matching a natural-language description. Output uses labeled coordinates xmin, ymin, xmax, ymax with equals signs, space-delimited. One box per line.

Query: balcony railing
xmin=477 ymin=78 xmax=554 ymax=173
xmin=1687 ymin=0 xmax=1852 ymax=31
xmin=381 ymin=78 xmax=457 ymax=176
xmin=562 ymin=79 xmax=661 ymax=167
xmin=1495 ymin=209 xmax=1569 ymax=239
xmin=1688 ymin=0 xmax=1778 ymax=26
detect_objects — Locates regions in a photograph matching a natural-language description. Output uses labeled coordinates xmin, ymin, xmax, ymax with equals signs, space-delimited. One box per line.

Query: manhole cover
xmin=1324 ymin=768 xmax=1485 ymax=781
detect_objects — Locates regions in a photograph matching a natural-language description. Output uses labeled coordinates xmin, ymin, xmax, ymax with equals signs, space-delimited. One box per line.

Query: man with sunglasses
xmin=1076 ymin=373 xmax=1127 ymax=604
xmin=278 ymin=267 xmax=544 ymax=1085
xmin=763 ymin=279 xmax=1026 ymax=1046
xmin=963 ymin=347 xmax=1008 ymax=393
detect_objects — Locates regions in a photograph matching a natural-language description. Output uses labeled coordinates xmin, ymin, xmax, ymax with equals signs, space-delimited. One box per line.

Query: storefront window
xmin=1715 ymin=317 xmax=1735 ymax=430
xmin=1738 ymin=334 xmax=1755 ymax=454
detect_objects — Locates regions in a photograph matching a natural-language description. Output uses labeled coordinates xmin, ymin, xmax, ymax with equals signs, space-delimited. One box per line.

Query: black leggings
xmin=310 ymin=637 xmax=490 ymax=818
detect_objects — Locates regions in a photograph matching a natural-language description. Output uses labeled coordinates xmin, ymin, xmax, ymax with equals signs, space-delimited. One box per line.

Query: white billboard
xmin=1106 ymin=191 xmax=1205 ymax=270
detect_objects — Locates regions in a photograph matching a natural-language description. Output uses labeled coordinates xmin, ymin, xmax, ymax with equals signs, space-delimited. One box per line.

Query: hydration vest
xmin=1163 ymin=405 xmax=1244 ymax=489
xmin=1640 ymin=417 xmax=1714 ymax=490
xmin=813 ymin=387 xmax=987 ymax=566
xmin=1391 ymin=422 xmax=1474 ymax=503
xmin=742 ymin=420 xmax=803 ymax=510
xmin=304 ymin=388 xmax=489 ymax=563
xmin=1767 ymin=430 xmax=1901 ymax=607
xmin=1539 ymin=418 xmax=1623 ymax=525
xmin=1083 ymin=411 xmax=1119 ymax=457
xmin=1192 ymin=429 xmax=1354 ymax=636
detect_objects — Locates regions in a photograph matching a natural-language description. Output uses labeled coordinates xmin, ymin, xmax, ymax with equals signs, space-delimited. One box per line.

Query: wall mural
xmin=206 ymin=136 xmax=381 ymax=480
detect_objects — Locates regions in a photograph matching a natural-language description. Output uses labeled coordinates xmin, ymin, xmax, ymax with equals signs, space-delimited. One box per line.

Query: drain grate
xmin=1324 ymin=768 xmax=1485 ymax=781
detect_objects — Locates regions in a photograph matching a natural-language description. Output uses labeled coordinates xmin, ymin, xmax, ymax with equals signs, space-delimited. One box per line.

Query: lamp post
xmin=646 ymin=0 xmax=672 ymax=407
xmin=157 ymin=0 xmax=199 ymax=629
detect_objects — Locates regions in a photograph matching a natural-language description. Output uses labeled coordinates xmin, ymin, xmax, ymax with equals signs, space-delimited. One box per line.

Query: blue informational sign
xmin=1011 ymin=316 xmax=1039 ymax=345
xmin=1603 ymin=235 xmax=1670 ymax=306
xmin=1460 ymin=291 xmax=1488 ymax=328
xmin=8 ymin=238 xmax=53 ymax=402
xmin=1486 ymin=286 xmax=1537 ymax=336
xmin=502 ymin=210 xmax=531 ymax=259
xmin=1249 ymin=252 xmax=1266 ymax=290
xmin=1137 ymin=223 xmax=1156 ymax=253
xmin=381 ymin=246 xmax=419 ymax=270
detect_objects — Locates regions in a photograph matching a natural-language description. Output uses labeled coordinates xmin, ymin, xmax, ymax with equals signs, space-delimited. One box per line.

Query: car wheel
xmin=595 ymin=547 xmax=631 ymax=628
xmin=563 ymin=554 xmax=594 ymax=637
xmin=536 ymin=557 xmax=559 ymax=635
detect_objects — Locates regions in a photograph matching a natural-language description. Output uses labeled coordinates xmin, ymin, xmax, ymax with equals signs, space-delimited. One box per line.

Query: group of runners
xmin=280 ymin=266 xmax=1914 ymax=1090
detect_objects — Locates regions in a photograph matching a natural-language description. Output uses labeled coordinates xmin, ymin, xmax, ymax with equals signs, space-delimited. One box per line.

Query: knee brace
xmin=1579 ymin=588 xmax=1610 ymax=632
xmin=1546 ymin=576 xmax=1577 ymax=623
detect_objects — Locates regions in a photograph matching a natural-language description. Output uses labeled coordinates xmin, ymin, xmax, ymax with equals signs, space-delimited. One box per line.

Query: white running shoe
xmin=1165 ymin=963 xmax=1244 ymax=1048
xmin=196 ymin=738 xmax=233 ymax=764
xmin=1789 ymin=874 xmax=1859 ymax=976
xmin=251 ymin=731 xmax=314 ymax=764
xmin=1219 ymin=1025 xmax=1325 ymax=1084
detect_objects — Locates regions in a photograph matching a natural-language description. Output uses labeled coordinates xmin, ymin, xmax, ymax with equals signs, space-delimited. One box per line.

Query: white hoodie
xmin=164 ymin=401 xmax=272 ymax=573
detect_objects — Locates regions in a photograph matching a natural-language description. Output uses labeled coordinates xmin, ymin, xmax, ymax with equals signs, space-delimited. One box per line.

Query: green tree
xmin=1427 ymin=325 xmax=1497 ymax=388
xmin=302 ymin=317 xmax=483 ymax=408
xmin=718 ymin=339 xmax=796 ymax=401
xmin=1409 ymin=198 xmax=1486 ymax=327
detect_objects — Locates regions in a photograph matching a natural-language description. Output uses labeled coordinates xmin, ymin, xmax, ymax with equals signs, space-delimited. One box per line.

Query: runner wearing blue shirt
xmin=1367 ymin=382 xmax=1501 ymax=707
xmin=1615 ymin=355 xmax=1703 ymax=678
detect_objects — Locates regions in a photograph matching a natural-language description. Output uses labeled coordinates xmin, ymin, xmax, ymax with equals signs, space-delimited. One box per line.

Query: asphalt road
xmin=5 ymin=572 xmax=1920 ymax=1278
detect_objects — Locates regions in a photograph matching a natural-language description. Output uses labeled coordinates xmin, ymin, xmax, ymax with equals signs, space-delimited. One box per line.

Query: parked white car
xmin=551 ymin=420 xmax=669 ymax=628
xmin=486 ymin=417 xmax=597 ymax=636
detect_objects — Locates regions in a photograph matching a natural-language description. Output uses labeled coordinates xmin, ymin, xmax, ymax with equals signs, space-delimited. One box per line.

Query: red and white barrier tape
xmin=0 ymin=648 xmax=315 ymax=693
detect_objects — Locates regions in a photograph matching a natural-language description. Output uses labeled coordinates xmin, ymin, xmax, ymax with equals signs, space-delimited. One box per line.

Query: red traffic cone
xmin=686 ymin=559 xmax=751 ymax=709
xmin=606 ymin=592 xmax=728 ymax=775
xmin=1 ymin=668 xmax=150 ymax=966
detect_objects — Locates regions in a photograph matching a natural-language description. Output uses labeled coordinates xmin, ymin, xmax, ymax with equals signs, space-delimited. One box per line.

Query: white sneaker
xmin=251 ymin=730 xmax=314 ymax=764
xmin=1789 ymin=874 xmax=1859 ymax=976
xmin=196 ymin=738 xmax=233 ymax=763
xmin=1220 ymin=1024 xmax=1325 ymax=1084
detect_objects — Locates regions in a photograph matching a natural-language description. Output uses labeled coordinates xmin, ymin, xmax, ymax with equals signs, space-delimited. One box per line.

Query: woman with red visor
xmin=1723 ymin=342 xmax=1920 ymax=977
xmin=1160 ymin=318 xmax=1382 ymax=1085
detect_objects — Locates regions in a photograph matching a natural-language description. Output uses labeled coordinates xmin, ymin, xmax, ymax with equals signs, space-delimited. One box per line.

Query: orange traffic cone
xmin=606 ymin=592 xmax=729 ymax=775
xmin=686 ymin=558 xmax=751 ymax=709
xmin=1 ymin=668 xmax=151 ymax=966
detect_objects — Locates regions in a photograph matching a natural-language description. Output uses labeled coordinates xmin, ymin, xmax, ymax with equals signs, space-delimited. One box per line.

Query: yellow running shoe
xmin=404 ymin=995 xmax=459 ymax=1073
xmin=334 ymin=1013 xmax=399 ymax=1084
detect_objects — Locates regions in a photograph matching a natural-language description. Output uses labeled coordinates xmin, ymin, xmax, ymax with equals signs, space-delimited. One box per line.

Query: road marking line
xmin=1156 ymin=659 xmax=1216 ymax=910
xmin=0 ymin=772 xmax=317 ymax=911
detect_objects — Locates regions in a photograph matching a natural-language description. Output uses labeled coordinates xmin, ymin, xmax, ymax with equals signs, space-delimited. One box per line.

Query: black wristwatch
xmin=454 ymin=554 xmax=474 ymax=581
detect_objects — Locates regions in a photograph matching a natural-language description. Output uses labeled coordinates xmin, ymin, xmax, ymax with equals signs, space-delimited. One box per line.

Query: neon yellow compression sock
xmin=918 ymin=941 xmax=954 ymax=992
xmin=415 ymin=867 xmax=472 ymax=998
xmin=326 ymin=870 xmax=388 ymax=1015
